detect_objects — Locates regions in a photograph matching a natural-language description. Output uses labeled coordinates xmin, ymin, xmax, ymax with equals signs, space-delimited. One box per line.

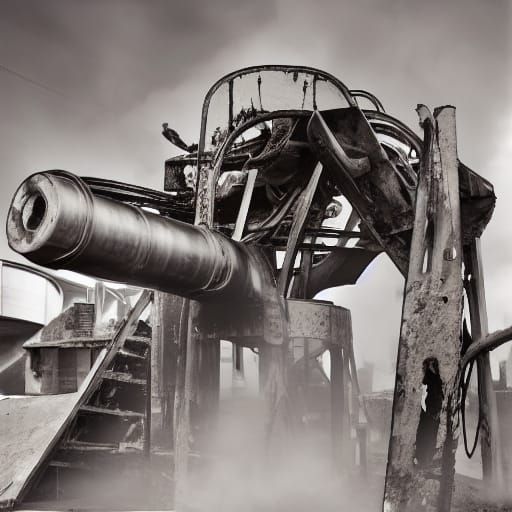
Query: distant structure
xmin=0 ymin=260 xmax=62 ymax=394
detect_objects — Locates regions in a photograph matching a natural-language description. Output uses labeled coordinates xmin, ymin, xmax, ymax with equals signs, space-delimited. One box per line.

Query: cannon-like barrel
xmin=7 ymin=171 xmax=265 ymax=300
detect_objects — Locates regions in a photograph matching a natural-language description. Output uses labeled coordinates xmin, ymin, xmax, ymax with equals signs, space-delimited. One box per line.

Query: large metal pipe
xmin=6 ymin=171 xmax=265 ymax=301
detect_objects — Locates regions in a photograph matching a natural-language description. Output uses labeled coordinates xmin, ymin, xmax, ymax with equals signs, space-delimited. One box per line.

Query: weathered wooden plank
xmin=151 ymin=292 xmax=183 ymax=449
xmin=383 ymin=106 xmax=463 ymax=512
xmin=79 ymin=404 xmax=144 ymax=418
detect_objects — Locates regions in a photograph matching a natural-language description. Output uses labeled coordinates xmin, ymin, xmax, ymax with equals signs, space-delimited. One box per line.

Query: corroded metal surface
xmin=199 ymin=299 xmax=351 ymax=349
xmin=7 ymin=171 xmax=268 ymax=302
xmin=287 ymin=299 xmax=351 ymax=347
xmin=383 ymin=106 xmax=463 ymax=512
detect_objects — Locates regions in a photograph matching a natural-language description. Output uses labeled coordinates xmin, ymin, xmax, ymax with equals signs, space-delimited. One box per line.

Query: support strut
xmin=383 ymin=106 xmax=463 ymax=512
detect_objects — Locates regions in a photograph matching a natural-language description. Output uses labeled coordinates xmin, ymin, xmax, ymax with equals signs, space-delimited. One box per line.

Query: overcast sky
xmin=0 ymin=0 xmax=510 ymax=387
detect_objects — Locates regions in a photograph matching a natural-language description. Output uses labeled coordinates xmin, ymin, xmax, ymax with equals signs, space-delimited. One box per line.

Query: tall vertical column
xmin=464 ymin=239 xmax=504 ymax=491
xmin=151 ymin=292 xmax=183 ymax=449
xmin=383 ymin=106 xmax=463 ymax=512
xmin=173 ymin=301 xmax=221 ymax=509
xmin=330 ymin=346 xmax=346 ymax=470
xmin=174 ymin=299 xmax=198 ymax=509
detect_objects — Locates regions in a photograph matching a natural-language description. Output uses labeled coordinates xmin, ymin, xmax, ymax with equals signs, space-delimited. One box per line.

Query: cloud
xmin=1 ymin=0 xmax=510 ymax=383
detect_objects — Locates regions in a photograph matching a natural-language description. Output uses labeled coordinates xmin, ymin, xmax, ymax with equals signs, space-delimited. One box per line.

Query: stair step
xmin=118 ymin=348 xmax=146 ymax=360
xmin=62 ymin=440 xmax=120 ymax=452
xmin=102 ymin=370 xmax=146 ymax=386
xmin=48 ymin=459 xmax=93 ymax=470
xmin=79 ymin=404 xmax=144 ymax=418
xmin=126 ymin=335 xmax=151 ymax=346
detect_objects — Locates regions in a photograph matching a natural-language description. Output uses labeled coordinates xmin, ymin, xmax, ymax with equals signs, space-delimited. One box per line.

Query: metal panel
xmin=287 ymin=299 xmax=351 ymax=347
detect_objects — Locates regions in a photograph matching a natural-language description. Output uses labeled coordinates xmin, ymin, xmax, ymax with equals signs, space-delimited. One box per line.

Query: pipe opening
xmin=22 ymin=193 xmax=47 ymax=232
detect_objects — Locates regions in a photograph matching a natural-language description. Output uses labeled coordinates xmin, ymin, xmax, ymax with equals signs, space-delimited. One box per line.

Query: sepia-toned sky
xmin=1 ymin=0 xmax=510 ymax=387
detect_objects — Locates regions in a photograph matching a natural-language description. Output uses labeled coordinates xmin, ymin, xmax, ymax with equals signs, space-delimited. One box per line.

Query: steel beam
xmin=464 ymin=239 xmax=504 ymax=491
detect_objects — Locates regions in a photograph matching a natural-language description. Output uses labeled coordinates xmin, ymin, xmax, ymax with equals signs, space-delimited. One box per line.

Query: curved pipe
xmin=7 ymin=171 xmax=267 ymax=301
xmin=350 ymin=89 xmax=385 ymax=112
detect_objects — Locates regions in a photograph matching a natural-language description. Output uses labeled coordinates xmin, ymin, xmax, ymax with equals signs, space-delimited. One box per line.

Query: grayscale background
xmin=1 ymin=0 xmax=510 ymax=389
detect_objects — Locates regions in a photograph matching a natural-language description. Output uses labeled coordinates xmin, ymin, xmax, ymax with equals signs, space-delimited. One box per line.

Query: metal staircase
xmin=20 ymin=291 xmax=163 ymax=509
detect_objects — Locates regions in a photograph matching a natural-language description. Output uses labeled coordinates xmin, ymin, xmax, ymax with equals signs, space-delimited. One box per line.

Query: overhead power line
xmin=0 ymin=63 xmax=69 ymax=98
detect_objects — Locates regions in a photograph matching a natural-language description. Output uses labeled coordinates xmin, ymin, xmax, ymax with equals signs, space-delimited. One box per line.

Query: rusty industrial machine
xmin=4 ymin=65 xmax=504 ymax=511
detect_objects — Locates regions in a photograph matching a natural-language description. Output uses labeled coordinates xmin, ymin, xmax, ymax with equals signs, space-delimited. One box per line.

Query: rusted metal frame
xmin=463 ymin=238 xmax=504 ymax=490
xmin=338 ymin=207 xmax=361 ymax=246
xmin=302 ymin=208 xmax=361 ymax=298
xmin=288 ymin=208 xmax=326 ymax=420
xmin=174 ymin=132 xmax=218 ymax=506
xmin=289 ymin=212 xmax=318 ymax=298
xmin=363 ymin=110 xmax=423 ymax=157
xmin=196 ymin=110 xmax=310 ymax=227
xmin=228 ymin=79 xmax=234 ymax=131
xmin=350 ymin=89 xmax=386 ymax=112
xmin=245 ymin=186 xmax=302 ymax=236
xmin=273 ymin=226 xmax=362 ymax=243
xmin=304 ymin=227 xmax=362 ymax=238
xmin=383 ymin=106 xmax=463 ymax=512
xmin=197 ymin=64 xmax=357 ymax=165
xmin=232 ymin=168 xmax=258 ymax=241
xmin=14 ymin=289 xmax=153 ymax=507
xmin=307 ymin=110 xmax=410 ymax=276
xmin=278 ymin=163 xmax=324 ymax=297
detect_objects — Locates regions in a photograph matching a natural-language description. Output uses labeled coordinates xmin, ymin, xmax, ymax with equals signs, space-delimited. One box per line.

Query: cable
xmin=0 ymin=62 xmax=114 ymax=118
xmin=459 ymin=359 xmax=481 ymax=458
xmin=0 ymin=63 xmax=68 ymax=98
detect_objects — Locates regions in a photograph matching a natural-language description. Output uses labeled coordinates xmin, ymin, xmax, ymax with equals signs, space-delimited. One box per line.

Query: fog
xmin=0 ymin=2 xmax=511 ymax=509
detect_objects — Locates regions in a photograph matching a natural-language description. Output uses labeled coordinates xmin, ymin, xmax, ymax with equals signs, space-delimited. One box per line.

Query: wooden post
xmin=196 ymin=336 xmax=220 ymax=449
xmin=464 ymin=238 xmax=504 ymax=491
xmin=173 ymin=299 xmax=197 ymax=510
xmin=151 ymin=292 xmax=183 ymax=449
xmin=174 ymin=301 xmax=221 ymax=508
xmin=330 ymin=346 xmax=345 ymax=471
xmin=383 ymin=106 xmax=463 ymax=512
xmin=343 ymin=347 xmax=354 ymax=465
xmin=258 ymin=338 xmax=292 ymax=458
